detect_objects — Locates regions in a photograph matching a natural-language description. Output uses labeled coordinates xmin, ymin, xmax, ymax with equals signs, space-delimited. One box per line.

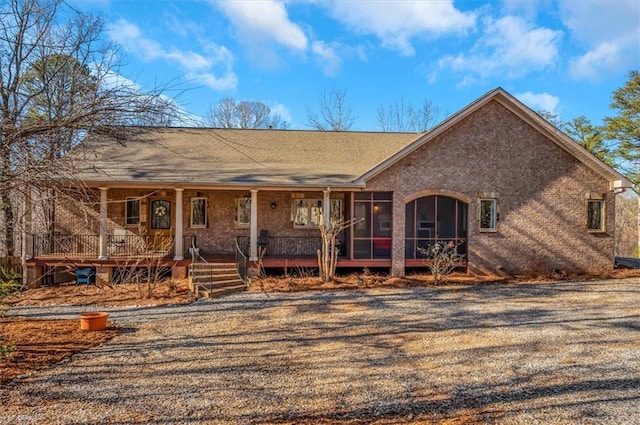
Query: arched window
xmin=405 ymin=195 xmax=467 ymax=259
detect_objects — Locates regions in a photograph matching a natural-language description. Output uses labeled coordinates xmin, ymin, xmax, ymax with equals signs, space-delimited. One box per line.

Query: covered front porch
xmin=22 ymin=185 xmax=470 ymax=286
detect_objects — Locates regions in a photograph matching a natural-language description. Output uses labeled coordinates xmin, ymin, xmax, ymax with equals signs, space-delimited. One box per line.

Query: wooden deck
xmin=27 ymin=254 xmax=395 ymax=272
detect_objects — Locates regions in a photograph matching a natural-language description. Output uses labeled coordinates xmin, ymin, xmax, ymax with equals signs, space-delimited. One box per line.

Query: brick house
xmin=23 ymin=88 xmax=632 ymax=286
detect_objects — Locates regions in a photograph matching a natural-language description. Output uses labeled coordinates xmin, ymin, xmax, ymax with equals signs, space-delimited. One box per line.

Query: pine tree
xmin=604 ymin=70 xmax=640 ymax=186
xmin=563 ymin=116 xmax=614 ymax=166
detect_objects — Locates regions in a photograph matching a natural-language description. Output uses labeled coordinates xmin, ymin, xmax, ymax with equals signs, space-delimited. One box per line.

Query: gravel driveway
xmin=2 ymin=278 xmax=640 ymax=424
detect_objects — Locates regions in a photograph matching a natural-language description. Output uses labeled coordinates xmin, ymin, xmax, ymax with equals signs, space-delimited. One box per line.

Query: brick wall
xmin=367 ymin=100 xmax=615 ymax=276
xmin=53 ymin=188 xmax=337 ymax=256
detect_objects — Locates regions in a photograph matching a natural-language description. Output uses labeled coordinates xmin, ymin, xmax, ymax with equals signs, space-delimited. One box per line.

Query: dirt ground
xmin=1 ymin=279 xmax=196 ymax=386
xmin=2 ymin=268 xmax=640 ymax=390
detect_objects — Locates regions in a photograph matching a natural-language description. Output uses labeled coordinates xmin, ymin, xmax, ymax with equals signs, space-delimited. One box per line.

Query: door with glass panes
xmin=148 ymin=198 xmax=172 ymax=251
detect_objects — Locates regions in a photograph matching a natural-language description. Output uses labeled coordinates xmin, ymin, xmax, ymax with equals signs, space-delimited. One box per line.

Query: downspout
xmin=610 ymin=182 xmax=630 ymax=260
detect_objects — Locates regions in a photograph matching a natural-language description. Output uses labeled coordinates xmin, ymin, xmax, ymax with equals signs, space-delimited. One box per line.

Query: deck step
xmin=189 ymin=262 xmax=245 ymax=298
xmin=191 ymin=268 xmax=237 ymax=275
xmin=194 ymin=279 xmax=244 ymax=289
xmin=191 ymin=273 xmax=239 ymax=283
xmin=197 ymin=284 xmax=245 ymax=298
xmin=196 ymin=283 xmax=246 ymax=298
xmin=191 ymin=262 xmax=236 ymax=270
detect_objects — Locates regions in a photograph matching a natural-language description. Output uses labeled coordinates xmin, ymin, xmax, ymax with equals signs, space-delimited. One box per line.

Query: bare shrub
xmin=112 ymin=230 xmax=175 ymax=299
xmin=419 ymin=241 xmax=463 ymax=284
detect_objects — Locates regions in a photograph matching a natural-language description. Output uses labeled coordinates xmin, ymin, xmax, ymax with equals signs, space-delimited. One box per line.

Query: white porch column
xmin=98 ymin=187 xmax=108 ymax=260
xmin=249 ymin=189 xmax=258 ymax=260
xmin=323 ymin=188 xmax=331 ymax=227
xmin=174 ymin=188 xmax=184 ymax=260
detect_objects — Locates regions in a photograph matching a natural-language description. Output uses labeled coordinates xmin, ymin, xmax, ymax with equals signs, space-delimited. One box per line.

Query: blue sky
xmin=77 ymin=0 xmax=639 ymax=130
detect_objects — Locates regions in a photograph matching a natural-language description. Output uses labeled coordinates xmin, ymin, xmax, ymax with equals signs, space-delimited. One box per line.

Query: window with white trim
xmin=125 ymin=197 xmax=140 ymax=226
xmin=587 ymin=199 xmax=604 ymax=232
xmin=191 ymin=197 xmax=207 ymax=227
xmin=479 ymin=199 xmax=497 ymax=232
xmin=292 ymin=199 xmax=341 ymax=228
xmin=237 ymin=197 xmax=251 ymax=228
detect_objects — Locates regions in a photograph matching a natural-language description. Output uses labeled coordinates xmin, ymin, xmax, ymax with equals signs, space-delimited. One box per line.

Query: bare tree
xmin=377 ymin=97 xmax=441 ymax=132
xmin=0 ymin=0 xmax=178 ymax=256
xmin=305 ymin=88 xmax=356 ymax=131
xmin=317 ymin=218 xmax=360 ymax=282
xmin=206 ymin=97 xmax=288 ymax=129
xmin=111 ymin=228 xmax=176 ymax=299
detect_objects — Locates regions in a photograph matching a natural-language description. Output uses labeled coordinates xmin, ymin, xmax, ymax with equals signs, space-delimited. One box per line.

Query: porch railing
xmin=234 ymin=237 xmax=247 ymax=282
xmin=32 ymin=233 xmax=195 ymax=259
xmin=33 ymin=234 xmax=99 ymax=258
xmin=183 ymin=236 xmax=196 ymax=259
xmin=236 ymin=235 xmax=322 ymax=258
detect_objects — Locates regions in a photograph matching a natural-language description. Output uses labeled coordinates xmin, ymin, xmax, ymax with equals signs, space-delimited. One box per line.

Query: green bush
xmin=0 ymin=339 xmax=15 ymax=357
xmin=1 ymin=267 xmax=23 ymax=318
xmin=0 ymin=267 xmax=22 ymax=298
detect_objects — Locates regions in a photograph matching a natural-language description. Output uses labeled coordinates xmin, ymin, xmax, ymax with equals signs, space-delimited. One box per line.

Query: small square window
xmin=238 ymin=198 xmax=251 ymax=227
xmin=587 ymin=199 xmax=604 ymax=232
xmin=479 ymin=199 xmax=497 ymax=232
xmin=191 ymin=198 xmax=207 ymax=227
xmin=125 ymin=197 xmax=140 ymax=226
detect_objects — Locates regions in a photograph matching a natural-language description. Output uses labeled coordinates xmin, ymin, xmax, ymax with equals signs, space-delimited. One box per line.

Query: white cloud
xmin=108 ymin=19 xmax=237 ymax=91
xmin=559 ymin=0 xmax=638 ymax=45
xmin=435 ymin=16 xmax=561 ymax=82
xmin=516 ymin=91 xmax=559 ymax=114
xmin=559 ymin=0 xmax=640 ymax=80
xmin=311 ymin=41 xmax=342 ymax=76
xmin=569 ymin=42 xmax=626 ymax=80
xmin=213 ymin=0 xmax=308 ymax=51
xmin=323 ymin=0 xmax=476 ymax=56
xmin=109 ymin=19 xmax=210 ymax=71
xmin=269 ymin=103 xmax=292 ymax=123
xmin=163 ymin=12 xmax=203 ymax=39
xmin=101 ymin=69 xmax=140 ymax=91
xmin=188 ymin=72 xmax=238 ymax=91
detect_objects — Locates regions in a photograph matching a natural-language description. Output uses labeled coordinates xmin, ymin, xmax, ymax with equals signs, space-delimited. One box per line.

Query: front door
xmin=149 ymin=198 xmax=172 ymax=251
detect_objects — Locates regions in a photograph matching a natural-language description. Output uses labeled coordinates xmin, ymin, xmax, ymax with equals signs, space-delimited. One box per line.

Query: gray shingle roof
xmin=76 ymin=127 xmax=423 ymax=188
